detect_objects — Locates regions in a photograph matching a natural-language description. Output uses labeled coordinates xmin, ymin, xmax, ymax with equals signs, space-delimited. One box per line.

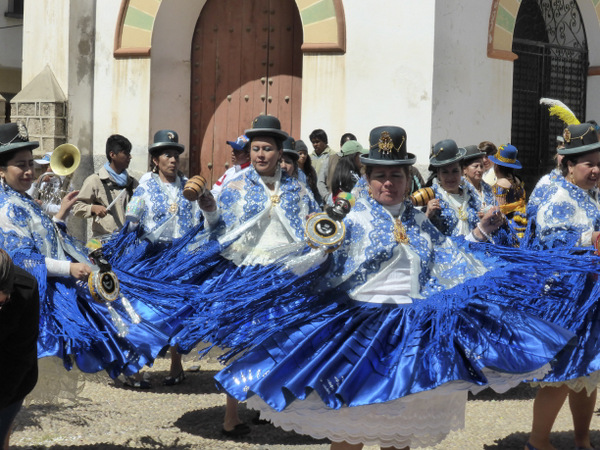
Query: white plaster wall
xmin=578 ymin=0 xmax=600 ymax=122
xmin=0 ymin=0 xmax=23 ymax=69
xmin=302 ymin=0 xmax=436 ymax=168
xmin=150 ymin=0 xmax=207 ymax=174
xmin=93 ymin=0 xmax=151 ymax=177
xmin=22 ymin=0 xmax=70 ymax=90
xmin=431 ymin=0 xmax=514 ymax=150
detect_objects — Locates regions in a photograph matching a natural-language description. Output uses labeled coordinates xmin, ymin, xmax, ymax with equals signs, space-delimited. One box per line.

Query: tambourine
xmin=305 ymin=212 xmax=346 ymax=253
xmin=183 ymin=175 xmax=207 ymax=201
xmin=410 ymin=187 xmax=435 ymax=206
xmin=88 ymin=270 xmax=120 ymax=303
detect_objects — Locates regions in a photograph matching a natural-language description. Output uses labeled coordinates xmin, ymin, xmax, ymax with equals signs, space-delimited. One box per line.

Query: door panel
xmin=266 ymin=0 xmax=303 ymax=140
xmin=190 ymin=0 xmax=302 ymax=185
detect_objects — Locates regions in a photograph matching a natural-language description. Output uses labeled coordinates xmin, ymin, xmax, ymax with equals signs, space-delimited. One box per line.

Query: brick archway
xmin=114 ymin=0 xmax=346 ymax=58
xmin=487 ymin=0 xmax=600 ymax=66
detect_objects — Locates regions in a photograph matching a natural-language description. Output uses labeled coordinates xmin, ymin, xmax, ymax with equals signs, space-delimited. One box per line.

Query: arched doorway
xmin=189 ymin=0 xmax=303 ymax=185
xmin=511 ymin=0 xmax=589 ymax=193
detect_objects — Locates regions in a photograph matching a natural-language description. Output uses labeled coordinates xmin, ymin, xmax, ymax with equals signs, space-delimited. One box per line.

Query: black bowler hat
xmin=148 ymin=129 xmax=185 ymax=156
xmin=558 ymin=123 xmax=600 ymax=155
xmin=429 ymin=139 xmax=466 ymax=168
xmin=360 ymin=126 xmax=416 ymax=166
xmin=0 ymin=122 xmax=39 ymax=156
xmin=245 ymin=115 xmax=288 ymax=142
xmin=282 ymin=137 xmax=299 ymax=161
xmin=462 ymin=145 xmax=486 ymax=162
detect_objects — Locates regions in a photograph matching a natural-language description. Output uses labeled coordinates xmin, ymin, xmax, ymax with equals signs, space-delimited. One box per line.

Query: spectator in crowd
xmin=328 ymin=140 xmax=367 ymax=204
xmin=280 ymin=137 xmax=300 ymax=179
xmin=0 ymin=249 xmax=39 ymax=450
xmin=296 ymin=140 xmax=322 ymax=205
xmin=211 ymin=134 xmax=251 ymax=199
xmin=72 ymin=134 xmax=138 ymax=239
xmin=310 ymin=129 xmax=334 ymax=201
xmin=480 ymin=141 xmax=498 ymax=186
xmin=26 ymin=151 xmax=61 ymax=217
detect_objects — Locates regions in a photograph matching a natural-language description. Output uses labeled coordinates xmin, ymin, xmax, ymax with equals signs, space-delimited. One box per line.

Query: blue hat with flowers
xmin=489 ymin=144 xmax=522 ymax=169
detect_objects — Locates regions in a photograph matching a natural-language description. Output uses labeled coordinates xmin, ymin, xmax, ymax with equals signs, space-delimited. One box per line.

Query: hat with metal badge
xmin=360 ymin=126 xmax=416 ymax=166
xmin=244 ymin=115 xmax=288 ymax=143
xmin=429 ymin=139 xmax=467 ymax=168
xmin=558 ymin=123 xmax=600 ymax=156
xmin=226 ymin=134 xmax=250 ymax=152
xmin=282 ymin=136 xmax=299 ymax=161
xmin=0 ymin=122 xmax=39 ymax=156
xmin=462 ymin=145 xmax=486 ymax=162
xmin=489 ymin=144 xmax=522 ymax=169
xmin=148 ymin=129 xmax=185 ymax=156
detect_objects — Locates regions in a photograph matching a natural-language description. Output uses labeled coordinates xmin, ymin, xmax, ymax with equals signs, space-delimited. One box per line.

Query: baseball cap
xmin=226 ymin=134 xmax=250 ymax=151
xmin=34 ymin=152 xmax=52 ymax=165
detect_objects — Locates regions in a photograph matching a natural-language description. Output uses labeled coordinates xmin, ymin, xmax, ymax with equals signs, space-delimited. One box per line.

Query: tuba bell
xmin=31 ymin=143 xmax=81 ymax=204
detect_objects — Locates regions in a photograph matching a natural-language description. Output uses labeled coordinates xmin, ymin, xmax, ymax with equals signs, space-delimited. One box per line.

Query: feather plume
xmin=540 ymin=98 xmax=580 ymax=125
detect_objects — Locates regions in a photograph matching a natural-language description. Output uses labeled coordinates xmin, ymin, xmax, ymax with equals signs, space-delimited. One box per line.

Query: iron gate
xmin=511 ymin=0 xmax=588 ymax=195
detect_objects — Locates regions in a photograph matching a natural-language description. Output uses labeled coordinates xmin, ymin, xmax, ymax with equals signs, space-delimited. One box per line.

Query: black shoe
xmin=221 ymin=423 xmax=251 ymax=437
xmin=163 ymin=371 xmax=186 ymax=386
xmin=123 ymin=376 xmax=152 ymax=389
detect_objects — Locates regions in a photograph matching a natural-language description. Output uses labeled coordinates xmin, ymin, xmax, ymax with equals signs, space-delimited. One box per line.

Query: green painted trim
xmin=300 ymin=0 xmax=335 ymax=25
xmin=593 ymin=0 xmax=600 ymax=6
xmin=124 ymin=7 xmax=155 ymax=31
xmin=496 ymin=4 xmax=516 ymax=32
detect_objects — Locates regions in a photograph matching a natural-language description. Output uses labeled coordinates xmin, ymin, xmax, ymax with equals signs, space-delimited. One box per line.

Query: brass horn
xmin=50 ymin=143 xmax=80 ymax=177
xmin=32 ymin=143 xmax=81 ymax=203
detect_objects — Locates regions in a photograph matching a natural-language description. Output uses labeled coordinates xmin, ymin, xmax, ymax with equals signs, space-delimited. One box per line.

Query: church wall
xmin=578 ymin=0 xmax=600 ymax=123
xmin=0 ymin=0 xmax=23 ymax=96
xmin=302 ymin=0 xmax=436 ymax=170
xmin=432 ymin=0 xmax=514 ymax=153
xmin=93 ymin=0 xmax=151 ymax=178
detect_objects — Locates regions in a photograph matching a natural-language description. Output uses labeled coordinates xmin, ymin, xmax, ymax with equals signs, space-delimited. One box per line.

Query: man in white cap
xmin=211 ymin=134 xmax=251 ymax=199
xmin=26 ymin=151 xmax=61 ymax=216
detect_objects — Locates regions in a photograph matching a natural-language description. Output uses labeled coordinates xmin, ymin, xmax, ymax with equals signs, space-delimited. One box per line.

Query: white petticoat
xmin=244 ymin=364 xmax=552 ymax=448
xmin=24 ymin=356 xmax=109 ymax=405
xmin=247 ymin=389 xmax=467 ymax=448
xmin=531 ymin=370 xmax=600 ymax=395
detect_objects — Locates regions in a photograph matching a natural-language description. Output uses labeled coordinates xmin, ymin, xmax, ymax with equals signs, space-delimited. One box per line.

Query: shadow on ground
xmin=12 ymin=441 xmax=193 ymax=449
xmin=110 ymin=369 xmax=220 ymax=396
xmin=485 ymin=429 xmax=600 ymax=449
xmin=469 ymin=383 xmax=538 ymax=402
xmin=175 ymin=404 xmax=329 ymax=446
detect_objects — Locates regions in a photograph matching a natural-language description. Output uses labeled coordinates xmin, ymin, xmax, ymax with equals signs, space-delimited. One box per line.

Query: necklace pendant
xmin=458 ymin=207 xmax=467 ymax=221
xmin=393 ymin=219 xmax=410 ymax=244
xmin=168 ymin=202 xmax=178 ymax=214
xmin=271 ymin=194 xmax=280 ymax=205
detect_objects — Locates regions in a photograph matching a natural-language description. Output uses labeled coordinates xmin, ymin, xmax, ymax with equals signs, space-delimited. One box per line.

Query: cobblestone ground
xmin=10 ymin=355 xmax=600 ymax=450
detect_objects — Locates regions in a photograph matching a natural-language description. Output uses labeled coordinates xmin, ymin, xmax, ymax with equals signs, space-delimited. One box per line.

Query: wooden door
xmin=190 ymin=0 xmax=302 ymax=185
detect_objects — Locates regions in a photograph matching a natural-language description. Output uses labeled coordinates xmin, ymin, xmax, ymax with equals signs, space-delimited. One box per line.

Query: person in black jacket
xmin=0 ymin=249 xmax=39 ymax=449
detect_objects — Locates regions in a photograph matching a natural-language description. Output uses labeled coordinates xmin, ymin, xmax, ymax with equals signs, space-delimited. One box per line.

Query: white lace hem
xmin=530 ymin=370 xmax=600 ymax=395
xmin=244 ymin=365 xmax=552 ymax=448
xmin=248 ymin=389 xmax=466 ymax=448
xmin=24 ymin=357 xmax=110 ymax=406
